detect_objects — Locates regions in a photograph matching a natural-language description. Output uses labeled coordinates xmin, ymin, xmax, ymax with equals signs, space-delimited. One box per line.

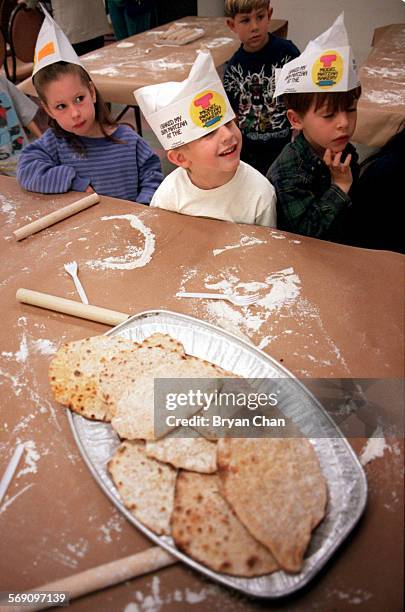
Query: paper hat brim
xmin=32 ymin=5 xmax=85 ymax=76
xmin=134 ymin=51 xmax=235 ymax=150
xmin=274 ymin=13 xmax=359 ymax=98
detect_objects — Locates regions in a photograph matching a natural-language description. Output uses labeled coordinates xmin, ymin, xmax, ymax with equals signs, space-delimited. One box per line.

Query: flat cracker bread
xmin=171 ymin=472 xmax=279 ymax=576
xmin=107 ymin=440 xmax=177 ymax=535
xmin=48 ymin=333 xmax=185 ymax=421
xmin=110 ymin=354 xmax=235 ymax=440
xmin=217 ymin=438 xmax=327 ymax=572
xmin=146 ymin=436 xmax=217 ymax=473
xmin=48 ymin=335 xmax=140 ymax=420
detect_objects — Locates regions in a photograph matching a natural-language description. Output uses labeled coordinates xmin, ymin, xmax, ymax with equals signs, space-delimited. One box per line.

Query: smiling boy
xmin=135 ymin=51 xmax=277 ymax=227
xmin=267 ymin=14 xmax=361 ymax=241
xmin=224 ymin=0 xmax=299 ymax=175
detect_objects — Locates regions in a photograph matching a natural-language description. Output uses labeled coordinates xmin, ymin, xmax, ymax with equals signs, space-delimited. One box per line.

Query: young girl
xmin=17 ymin=61 xmax=163 ymax=204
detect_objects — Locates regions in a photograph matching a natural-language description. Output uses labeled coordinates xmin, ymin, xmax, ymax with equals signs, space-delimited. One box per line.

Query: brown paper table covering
xmin=353 ymin=23 xmax=405 ymax=148
xmin=0 ymin=176 xmax=403 ymax=610
xmin=19 ymin=16 xmax=288 ymax=107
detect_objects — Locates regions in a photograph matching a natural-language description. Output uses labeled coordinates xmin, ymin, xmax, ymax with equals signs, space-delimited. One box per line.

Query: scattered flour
xmin=124 ymin=576 xmax=221 ymax=612
xmin=31 ymin=339 xmax=58 ymax=355
xmin=17 ymin=440 xmax=40 ymax=477
xmin=205 ymin=37 xmax=234 ymax=48
xmin=213 ymin=235 xmax=266 ymax=256
xmin=117 ymin=41 xmax=135 ymax=48
xmin=363 ymin=89 xmax=404 ymax=105
xmin=360 ymin=429 xmax=390 ymax=465
xmin=89 ymin=66 xmax=120 ymax=76
xmin=98 ymin=512 xmax=124 ymax=543
xmin=0 ymin=483 xmax=34 ymax=515
xmin=86 ymin=214 xmax=155 ymax=270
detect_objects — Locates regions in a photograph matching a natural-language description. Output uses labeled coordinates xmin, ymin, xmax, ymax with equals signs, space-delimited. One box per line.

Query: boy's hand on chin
xmin=324 ymin=148 xmax=353 ymax=194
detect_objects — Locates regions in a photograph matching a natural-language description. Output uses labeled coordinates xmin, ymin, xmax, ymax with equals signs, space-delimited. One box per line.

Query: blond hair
xmin=224 ymin=0 xmax=270 ymax=18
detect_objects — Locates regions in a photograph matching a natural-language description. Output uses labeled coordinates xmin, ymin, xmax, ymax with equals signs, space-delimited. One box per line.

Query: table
xmin=19 ymin=16 xmax=288 ymax=132
xmin=0 ymin=176 xmax=403 ymax=611
xmin=353 ymin=23 xmax=405 ymax=148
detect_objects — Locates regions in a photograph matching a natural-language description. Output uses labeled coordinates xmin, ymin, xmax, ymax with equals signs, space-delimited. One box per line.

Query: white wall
xmin=197 ymin=0 xmax=405 ymax=65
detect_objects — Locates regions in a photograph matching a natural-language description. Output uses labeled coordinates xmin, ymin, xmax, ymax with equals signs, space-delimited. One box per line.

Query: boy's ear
xmin=268 ymin=7 xmax=274 ymax=20
xmin=225 ymin=17 xmax=236 ymax=33
xmin=167 ymin=148 xmax=190 ymax=169
xmin=287 ymin=109 xmax=304 ymax=130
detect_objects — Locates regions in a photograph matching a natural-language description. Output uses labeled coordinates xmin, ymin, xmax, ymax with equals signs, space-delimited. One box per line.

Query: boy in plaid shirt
xmin=267 ymin=15 xmax=361 ymax=242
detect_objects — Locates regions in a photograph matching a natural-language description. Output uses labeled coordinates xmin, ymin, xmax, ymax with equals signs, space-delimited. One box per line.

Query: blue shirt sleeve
xmin=17 ymin=130 xmax=91 ymax=194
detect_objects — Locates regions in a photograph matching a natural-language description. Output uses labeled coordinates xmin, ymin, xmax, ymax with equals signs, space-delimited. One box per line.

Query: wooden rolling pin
xmin=0 ymin=547 xmax=176 ymax=612
xmin=13 ymin=193 xmax=100 ymax=241
xmin=16 ymin=288 xmax=129 ymax=327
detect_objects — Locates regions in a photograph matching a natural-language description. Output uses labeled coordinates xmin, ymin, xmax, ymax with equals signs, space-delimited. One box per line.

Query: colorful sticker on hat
xmin=189 ymin=90 xmax=226 ymax=129
xmin=312 ymin=50 xmax=344 ymax=88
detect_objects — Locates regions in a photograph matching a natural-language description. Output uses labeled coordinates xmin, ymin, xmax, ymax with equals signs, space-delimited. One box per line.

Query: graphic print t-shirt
xmin=224 ymin=35 xmax=300 ymax=173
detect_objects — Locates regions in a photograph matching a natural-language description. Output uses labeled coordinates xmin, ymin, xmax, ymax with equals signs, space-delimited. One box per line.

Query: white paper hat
xmin=274 ymin=13 xmax=359 ymax=98
xmin=134 ymin=51 xmax=235 ymax=150
xmin=32 ymin=4 xmax=85 ymax=76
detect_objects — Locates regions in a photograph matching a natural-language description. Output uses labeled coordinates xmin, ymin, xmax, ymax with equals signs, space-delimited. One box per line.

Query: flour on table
xmin=363 ymin=89 xmax=404 ymax=105
xmin=213 ymin=235 xmax=266 ymax=256
xmin=89 ymin=66 xmax=120 ymax=76
xmin=116 ymin=41 xmax=134 ymax=48
xmin=124 ymin=576 xmax=222 ymax=612
xmin=360 ymin=429 xmax=390 ymax=465
xmin=205 ymin=37 xmax=234 ymax=48
xmin=16 ymin=440 xmax=40 ymax=477
xmin=86 ymin=214 xmax=155 ymax=270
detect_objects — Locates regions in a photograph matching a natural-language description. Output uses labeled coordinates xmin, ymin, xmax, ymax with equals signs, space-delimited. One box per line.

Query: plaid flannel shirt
xmin=267 ymin=132 xmax=359 ymax=240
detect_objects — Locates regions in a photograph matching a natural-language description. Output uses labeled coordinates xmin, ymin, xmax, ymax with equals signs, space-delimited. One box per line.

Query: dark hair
xmin=224 ymin=0 xmax=270 ymax=18
xmin=283 ymin=86 xmax=362 ymax=116
xmin=33 ymin=61 xmax=128 ymax=153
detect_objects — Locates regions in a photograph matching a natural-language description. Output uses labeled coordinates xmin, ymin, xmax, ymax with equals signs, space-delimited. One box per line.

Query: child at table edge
xmin=223 ymin=0 xmax=300 ymax=176
xmin=17 ymin=7 xmax=163 ymax=204
xmin=267 ymin=14 xmax=361 ymax=242
xmin=0 ymin=75 xmax=42 ymax=177
xmin=134 ymin=51 xmax=277 ymax=227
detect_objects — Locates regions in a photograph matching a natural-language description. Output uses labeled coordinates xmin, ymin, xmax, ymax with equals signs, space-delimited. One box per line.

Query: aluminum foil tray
xmin=68 ymin=309 xmax=367 ymax=598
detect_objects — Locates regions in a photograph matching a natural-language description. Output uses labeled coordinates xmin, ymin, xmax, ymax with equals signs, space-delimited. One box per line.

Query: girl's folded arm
xmin=135 ymin=140 xmax=164 ymax=204
xmin=17 ymin=136 xmax=90 ymax=194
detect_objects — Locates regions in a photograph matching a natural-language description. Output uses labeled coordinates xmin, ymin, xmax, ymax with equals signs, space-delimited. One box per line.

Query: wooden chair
xmin=7 ymin=4 xmax=43 ymax=82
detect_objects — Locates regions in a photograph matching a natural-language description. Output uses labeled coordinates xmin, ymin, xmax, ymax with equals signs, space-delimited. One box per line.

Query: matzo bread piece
xmin=48 ymin=335 xmax=140 ymax=420
xmin=171 ymin=472 xmax=279 ymax=576
xmin=107 ymin=440 xmax=177 ymax=535
xmin=110 ymin=355 xmax=236 ymax=440
xmin=140 ymin=333 xmax=185 ymax=354
xmin=217 ymin=438 xmax=327 ymax=573
xmin=146 ymin=436 xmax=217 ymax=473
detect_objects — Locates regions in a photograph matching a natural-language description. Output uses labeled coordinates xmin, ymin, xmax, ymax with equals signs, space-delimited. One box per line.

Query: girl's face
xmin=43 ymin=73 xmax=101 ymax=137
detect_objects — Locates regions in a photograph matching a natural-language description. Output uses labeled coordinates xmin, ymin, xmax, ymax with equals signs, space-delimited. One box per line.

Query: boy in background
xmin=224 ymin=0 xmax=299 ymax=175
xmin=135 ymin=51 xmax=277 ymax=227
xmin=268 ymin=14 xmax=361 ymax=242
xmin=0 ymin=76 xmax=41 ymax=177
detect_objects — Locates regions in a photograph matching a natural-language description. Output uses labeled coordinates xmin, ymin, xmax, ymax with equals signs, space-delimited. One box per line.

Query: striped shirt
xmin=17 ymin=124 xmax=163 ymax=204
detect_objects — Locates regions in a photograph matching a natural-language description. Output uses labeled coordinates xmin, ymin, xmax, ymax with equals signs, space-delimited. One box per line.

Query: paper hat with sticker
xmin=134 ymin=51 xmax=235 ymax=150
xmin=32 ymin=4 xmax=85 ymax=76
xmin=274 ymin=13 xmax=359 ymax=98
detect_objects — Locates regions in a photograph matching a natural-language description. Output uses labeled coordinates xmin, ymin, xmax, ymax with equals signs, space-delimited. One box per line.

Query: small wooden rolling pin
xmin=13 ymin=193 xmax=100 ymax=241
xmin=16 ymin=289 xmax=129 ymax=327
xmin=0 ymin=547 xmax=176 ymax=612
